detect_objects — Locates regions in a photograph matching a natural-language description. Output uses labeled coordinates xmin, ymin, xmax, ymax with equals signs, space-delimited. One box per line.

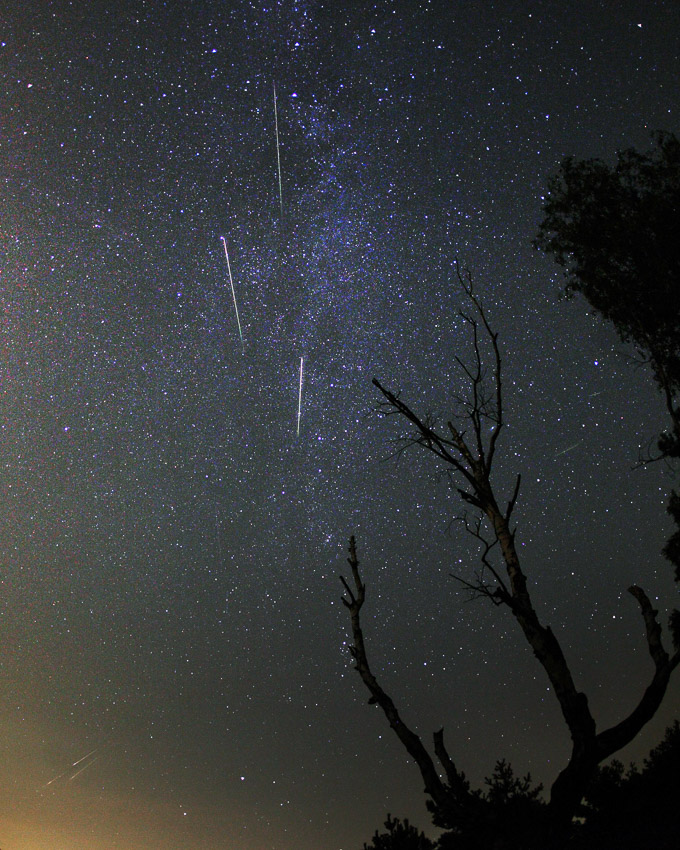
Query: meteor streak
xmin=273 ymin=81 xmax=283 ymax=215
xmin=554 ymin=440 xmax=582 ymax=458
xmin=42 ymin=768 xmax=69 ymax=788
xmin=40 ymin=748 xmax=99 ymax=789
xmin=220 ymin=237 xmax=244 ymax=352
xmin=72 ymin=748 xmax=98 ymax=768
xmin=297 ymin=356 xmax=304 ymax=436
xmin=69 ymin=757 xmax=98 ymax=781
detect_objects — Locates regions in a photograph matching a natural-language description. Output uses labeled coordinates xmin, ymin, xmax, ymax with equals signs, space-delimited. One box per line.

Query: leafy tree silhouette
xmin=363 ymin=722 xmax=679 ymax=849
xmin=363 ymin=814 xmax=435 ymax=850
xmin=574 ymin=721 xmax=680 ymax=849
xmin=535 ymin=132 xmax=680 ymax=605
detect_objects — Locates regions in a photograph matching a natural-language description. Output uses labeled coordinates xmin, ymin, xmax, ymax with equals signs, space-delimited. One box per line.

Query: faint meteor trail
xmin=297 ymin=356 xmax=304 ymax=436
xmin=214 ymin=500 xmax=223 ymax=563
xmin=220 ymin=236 xmax=244 ymax=352
xmin=72 ymin=748 xmax=98 ymax=767
xmin=554 ymin=440 xmax=583 ymax=458
xmin=273 ymin=81 xmax=283 ymax=215
xmin=42 ymin=767 xmax=70 ymax=788
xmin=69 ymin=757 xmax=98 ymax=781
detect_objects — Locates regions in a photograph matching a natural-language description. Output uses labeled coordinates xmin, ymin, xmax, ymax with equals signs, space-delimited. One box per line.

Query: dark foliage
xmin=363 ymin=764 xmax=546 ymax=850
xmin=363 ymin=814 xmax=435 ymax=850
xmin=433 ymin=760 xmax=547 ymax=850
xmin=573 ymin=721 xmax=680 ymax=849
xmin=534 ymin=131 xmax=680 ymax=442
xmin=366 ymin=724 xmax=680 ymax=850
xmin=535 ymin=132 xmax=680 ymax=592
xmin=664 ymin=490 xmax=680 ymax=585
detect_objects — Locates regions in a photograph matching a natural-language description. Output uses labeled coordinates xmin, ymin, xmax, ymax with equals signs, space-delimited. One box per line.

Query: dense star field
xmin=1 ymin=1 xmax=679 ymax=848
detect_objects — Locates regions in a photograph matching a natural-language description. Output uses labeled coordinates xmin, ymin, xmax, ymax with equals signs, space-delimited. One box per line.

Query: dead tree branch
xmin=339 ymin=537 xmax=472 ymax=823
xmin=340 ymin=272 xmax=680 ymax=839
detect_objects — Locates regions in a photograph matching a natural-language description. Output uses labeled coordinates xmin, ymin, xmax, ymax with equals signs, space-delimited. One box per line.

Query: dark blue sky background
xmin=1 ymin=1 xmax=679 ymax=847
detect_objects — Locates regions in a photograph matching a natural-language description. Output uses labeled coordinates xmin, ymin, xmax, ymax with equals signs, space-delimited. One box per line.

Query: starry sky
xmin=1 ymin=1 xmax=679 ymax=848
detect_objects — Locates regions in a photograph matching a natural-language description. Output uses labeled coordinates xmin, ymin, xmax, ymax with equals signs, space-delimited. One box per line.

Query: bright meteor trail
xmin=72 ymin=748 xmax=98 ymax=768
xmin=220 ymin=236 xmax=244 ymax=352
xmin=39 ymin=748 xmax=99 ymax=789
xmin=69 ymin=757 xmax=99 ymax=782
xmin=297 ymin=356 xmax=304 ymax=436
xmin=273 ymin=81 xmax=283 ymax=216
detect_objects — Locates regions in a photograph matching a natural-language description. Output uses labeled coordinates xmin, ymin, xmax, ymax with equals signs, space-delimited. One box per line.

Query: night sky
xmin=1 ymin=1 xmax=679 ymax=848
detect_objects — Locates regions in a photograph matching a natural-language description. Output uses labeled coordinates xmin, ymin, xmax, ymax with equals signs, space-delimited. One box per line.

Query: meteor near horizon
xmin=220 ymin=236 xmax=245 ymax=352
xmin=40 ymin=748 xmax=99 ymax=790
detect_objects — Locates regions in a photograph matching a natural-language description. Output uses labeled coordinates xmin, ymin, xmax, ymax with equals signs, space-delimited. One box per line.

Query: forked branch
xmin=341 ymin=271 xmax=680 ymax=839
xmin=339 ymin=537 xmax=471 ymax=822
